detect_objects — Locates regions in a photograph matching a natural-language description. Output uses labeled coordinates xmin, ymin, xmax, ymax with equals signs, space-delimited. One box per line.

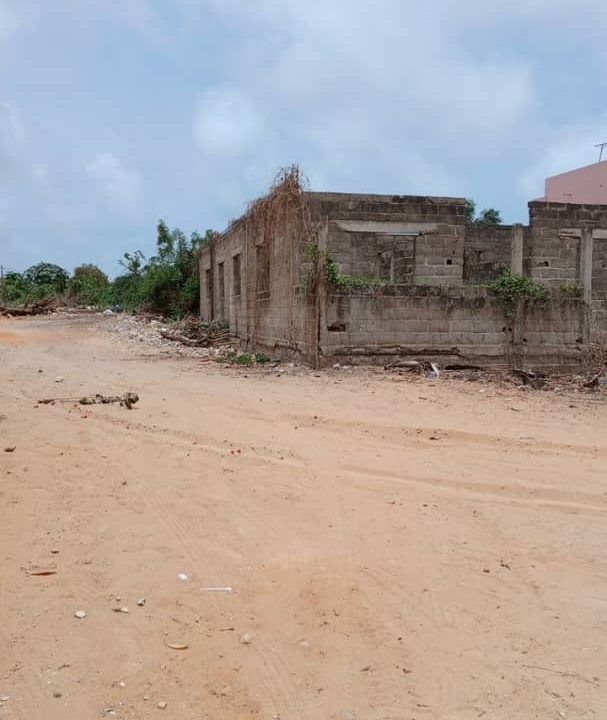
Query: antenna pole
xmin=595 ymin=142 xmax=607 ymax=162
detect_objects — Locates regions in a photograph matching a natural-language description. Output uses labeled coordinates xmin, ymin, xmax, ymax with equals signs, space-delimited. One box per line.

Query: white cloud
xmin=193 ymin=87 xmax=264 ymax=156
xmin=186 ymin=0 xmax=537 ymax=215
xmin=86 ymin=152 xmax=141 ymax=211
xmin=5 ymin=0 xmax=607 ymax=270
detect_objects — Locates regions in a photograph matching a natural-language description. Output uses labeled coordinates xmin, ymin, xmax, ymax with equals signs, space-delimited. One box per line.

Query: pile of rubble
xmin=158 ymin=317 xmax=231 ymax=347
xmin=99 ymin=312 xmax=238 ymax=359
xmin=383 ymin=360 xmax=607 ymax=394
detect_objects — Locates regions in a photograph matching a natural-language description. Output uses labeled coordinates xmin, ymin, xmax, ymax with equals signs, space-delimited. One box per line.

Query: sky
xmin=2 ymin=0 xmax=607 ymax=276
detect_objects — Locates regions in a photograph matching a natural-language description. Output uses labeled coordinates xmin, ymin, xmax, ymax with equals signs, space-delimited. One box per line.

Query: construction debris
xmin=100 ymin=313 xmax=238 ymax=360
xmin=583 ymin=372 xmax=607 ymax=389
xmin=159 ymin=318 xmax=231 ymax=348
xmin=511 ymin=369 xmax=546 ymax=390
xmin=384 ymin=359 xmax=440 ymax=378
xmin=38 ymin=392 xmax=139 ymax=409
xmin=383 ymin=359 xmax=607 ymax=394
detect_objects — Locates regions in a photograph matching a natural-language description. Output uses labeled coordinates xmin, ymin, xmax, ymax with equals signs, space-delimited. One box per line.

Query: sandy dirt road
xmin=1 ymin=314 xmax=606 ymax=720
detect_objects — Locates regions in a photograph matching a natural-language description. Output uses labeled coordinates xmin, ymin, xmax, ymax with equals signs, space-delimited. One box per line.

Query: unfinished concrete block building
xmin=199 ymin=175 xmax=607 ymax=368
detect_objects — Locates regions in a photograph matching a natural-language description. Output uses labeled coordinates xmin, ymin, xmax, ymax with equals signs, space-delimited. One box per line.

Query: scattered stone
xmin=112 ymin=607 xmax=130 ymax=614
xmin=165 ymin=642 xmax=189 ymax=650
xmin=3 ymin=446 xmax=15 ymax=453
xmin=74 ymin=610 xmax=87 ymax=619
xmin=157 ymin=700 xmax=168 ymax=709
xmin=53 ymin=691 xmax=62 ymax=698
xmin=143 ymin=695 xmax=150 ymax=701
xmin=50 ymin=548 xmax=60 ymax=554
xmin=298 ymin=640 xmax=310 ymax=648
xmin=239 ymin=632 xmax=253 ymax=645
xmin=136 ymin=598 xmax=146 ymax=607
xmin=121 ymin=480 xmax=127 ymax=486
xmin=98 ymin=314 xmax=238 ymax=361
xmin=1 ymin=697 xmax=9 ymax=702
xmin=55 ymin=377 xmax=64 ymax=383
xmin=361 ymin=665 xmax=371 ymax=672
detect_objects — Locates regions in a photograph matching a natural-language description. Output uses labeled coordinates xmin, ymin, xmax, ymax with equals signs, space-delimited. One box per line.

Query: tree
xmin=23 ymin=262 xmax=69 ymax=292
xmin=69 ymin=264 xmax=110 ymax=305
xmin=140 ymin=220 xmax=202 ymax=315
xmin=465 ymin=199 xmax=502 ymax=226
xmin=464 ymin=199 xmax=476 ymax=225
xmin=0 ymin=271 xmax=29 ymax=303
xmin=111 ymin=221 xmax=215 ymax=315
xmin=119 ymin=250 xmax=145 ymax=275
xmin=476 ymin=208 xmax=502 ymax=226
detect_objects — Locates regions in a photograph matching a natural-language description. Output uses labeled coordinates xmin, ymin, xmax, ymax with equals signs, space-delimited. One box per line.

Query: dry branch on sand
xmin=159 ymin=318 xmax=231 ymax=348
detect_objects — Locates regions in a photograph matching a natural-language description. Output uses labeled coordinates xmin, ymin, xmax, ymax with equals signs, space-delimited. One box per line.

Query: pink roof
xmin=545 ymin=161 xmax=607 ymax=205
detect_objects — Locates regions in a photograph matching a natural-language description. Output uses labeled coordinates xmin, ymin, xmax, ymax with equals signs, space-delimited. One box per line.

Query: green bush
xmin=1 ymin=271 xmax=29 ymax=304
xmin=110 ymin=274 xmax=143 ymax=310
xmin=220 ymin=351 xmax=271 ymax=366
xmin=69 ymin=264 xmax=110 ymax=306
xmin=488 ymin=269 xmax=547 ymax=314
xmin=560 ymin=282 xmax=583 ymax=297
xmin=110 ymin=221 xmax=210 ymax=316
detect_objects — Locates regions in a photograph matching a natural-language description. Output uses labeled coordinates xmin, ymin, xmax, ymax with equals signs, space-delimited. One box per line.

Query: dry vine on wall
xmin=244 ymin=165 xmax=313 ymax=248
xmin=244 ymin=166 xmax=318 ymax=346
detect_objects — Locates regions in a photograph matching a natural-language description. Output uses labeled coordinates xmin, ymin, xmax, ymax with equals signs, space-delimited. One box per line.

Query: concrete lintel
xmin=558 ymin=227 xmax=582 ymax=238
xmin=332 ymin=220 xmax=438 ymax=235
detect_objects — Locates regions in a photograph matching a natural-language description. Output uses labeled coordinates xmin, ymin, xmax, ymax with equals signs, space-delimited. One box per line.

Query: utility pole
xmin=0 ymin=265 xmax=4 ymax=304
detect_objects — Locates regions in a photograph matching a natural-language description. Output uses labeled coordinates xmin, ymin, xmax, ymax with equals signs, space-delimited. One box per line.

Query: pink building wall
xmin=545 ymin=161 xmax=607 ymax=204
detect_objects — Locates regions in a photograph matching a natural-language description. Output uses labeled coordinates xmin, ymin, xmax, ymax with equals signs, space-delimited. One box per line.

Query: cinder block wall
xmin=200 ymin=198 xmax=320 ymax=363
xmin=463 ymin=225 xmax=512 ymax=283
xmin=199 ymin=223 xmax=247 ymax=336
xmin=528 ymin=201 xmax=607 ymax=340
xmin=592 ymin=232 xmax=607 ymax=333
xmin=308 ymin=193 xmax=466 ymax=286
xmin=320 ymin=286 xmax=585 ymax=369
xmin=526 ymin=203 xmax=583 ymax=287
xmin=200 ymin=192 xmax=607 ymax=368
